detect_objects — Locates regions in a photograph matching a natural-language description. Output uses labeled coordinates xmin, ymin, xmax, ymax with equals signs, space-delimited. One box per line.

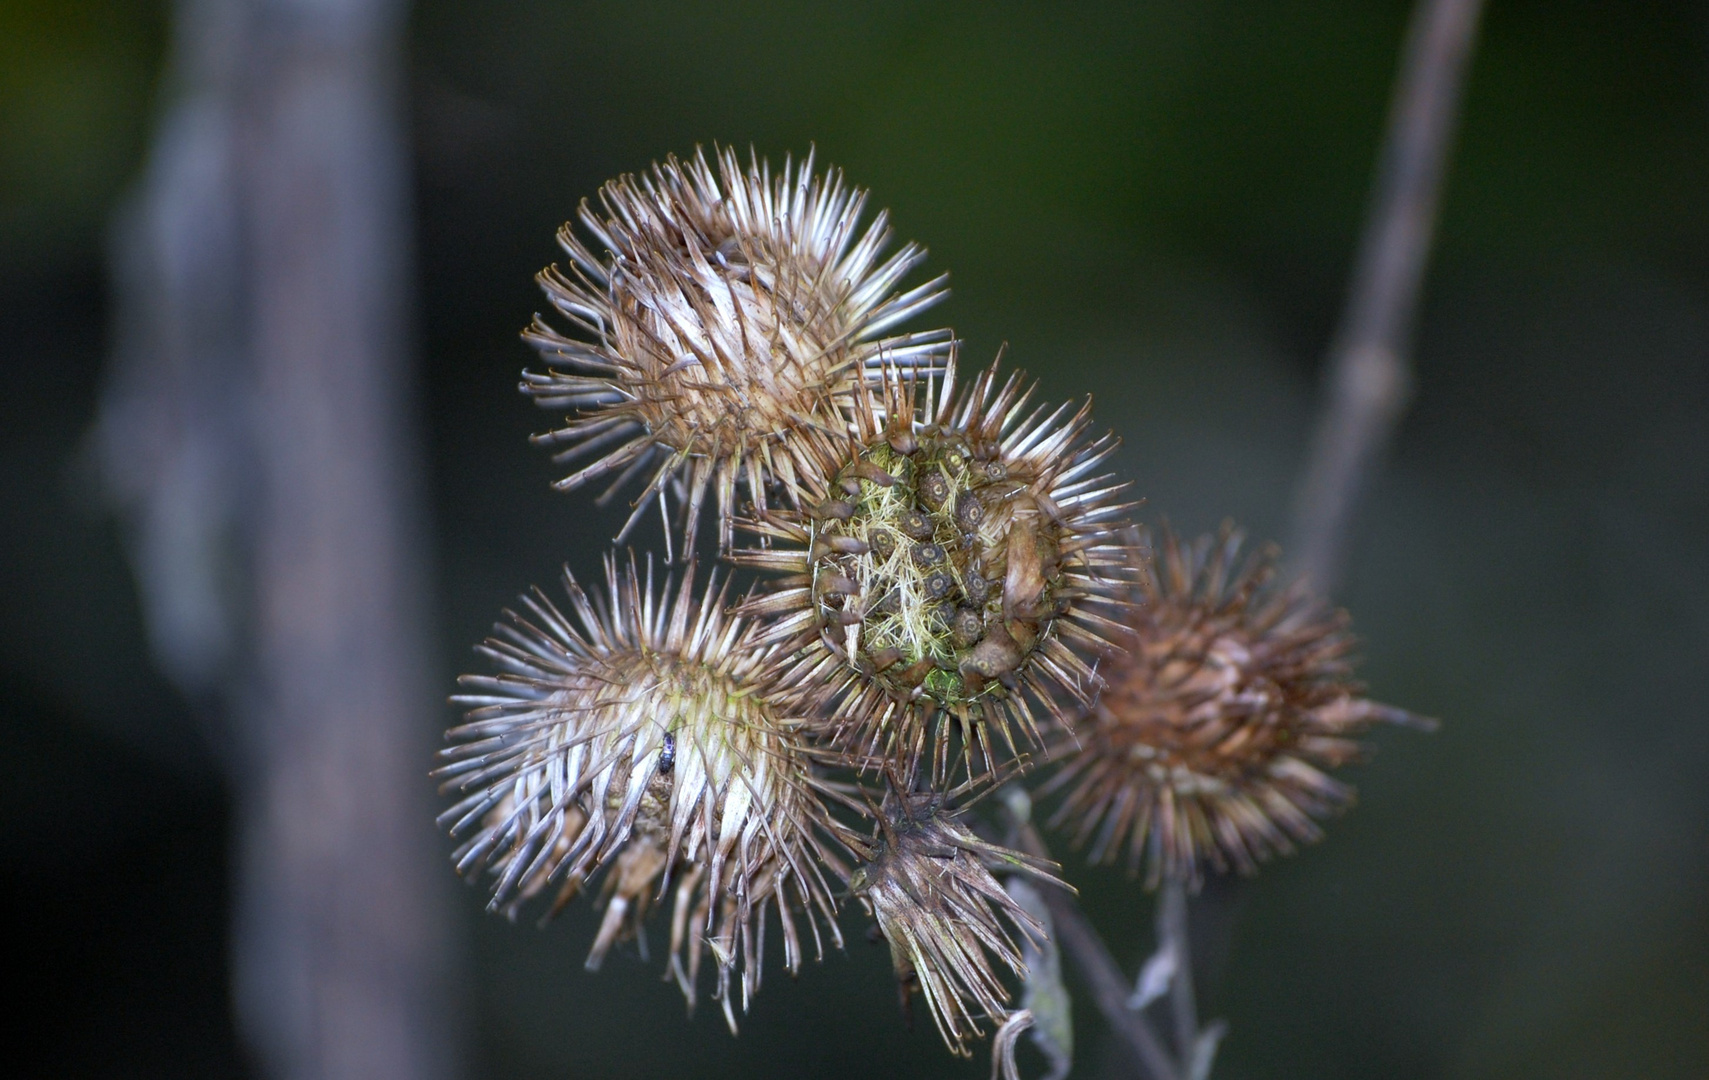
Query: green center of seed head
xmin=809 ymin=428 xmax=1062 ymax=713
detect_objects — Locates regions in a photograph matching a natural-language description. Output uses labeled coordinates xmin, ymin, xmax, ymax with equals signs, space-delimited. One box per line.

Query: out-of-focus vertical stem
xmin=1160 ymin=3 xmax=1486 ymax=1076
xmin=233 ymin=3 xmax=452 ymax=1078
xmin=96 ymin=1 xmax=455 ymax=1077
xmin=1289 ymin=0 xmax=1487 ymax=594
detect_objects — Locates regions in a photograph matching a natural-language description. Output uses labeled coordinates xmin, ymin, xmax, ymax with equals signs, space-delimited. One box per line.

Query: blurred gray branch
xmin=1036 ymin=1 xmax=1488 ymax=1077
xmin=92 ymin=1 xmax=456 ymax=1078
xmin=1289 ymin=0 xmax=1486 ymax=593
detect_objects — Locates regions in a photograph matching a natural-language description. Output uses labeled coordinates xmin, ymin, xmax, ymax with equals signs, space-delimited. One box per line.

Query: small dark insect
xmin=658 ymin=731 xmax=676 ymax=775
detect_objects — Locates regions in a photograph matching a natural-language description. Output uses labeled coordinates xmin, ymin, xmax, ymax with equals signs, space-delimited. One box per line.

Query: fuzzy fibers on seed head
xmin=736 ymin=354 xmax=1137 ymax=779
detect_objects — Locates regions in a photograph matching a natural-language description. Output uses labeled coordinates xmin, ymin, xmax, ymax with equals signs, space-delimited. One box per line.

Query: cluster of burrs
xmin=433 ymin=147 xmax=1426 ymax=1069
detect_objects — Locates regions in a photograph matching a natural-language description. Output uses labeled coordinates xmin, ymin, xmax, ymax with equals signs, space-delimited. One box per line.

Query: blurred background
xmin=4 ymin=1 xmax=1707 ymax=1078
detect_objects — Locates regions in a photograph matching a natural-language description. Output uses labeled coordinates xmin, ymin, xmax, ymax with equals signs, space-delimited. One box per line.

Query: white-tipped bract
xmin=435 ymin=555 xmax=839 ymax=1029
xmin=523 ymin=147 xmax=951 ymax=554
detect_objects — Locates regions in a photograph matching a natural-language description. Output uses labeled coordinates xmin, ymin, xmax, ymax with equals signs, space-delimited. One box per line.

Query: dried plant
xmin=521 ymin=146 xmax=951 ymax=553
xmin=734 ymin=355 xmax=1136 ymax=778
xmin=439 ymin=149 xmax=1434 ymax=1077
xmin=434 ymin=554 xmax=839 ymax=1029
xmin=845 ymin=780 xmax=1062 ymax=1057
xmin=1043 ymin=525 xmax=1432 ymax=888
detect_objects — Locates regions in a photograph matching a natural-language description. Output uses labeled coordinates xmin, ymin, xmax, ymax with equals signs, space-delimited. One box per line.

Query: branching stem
xmin=1005 ymin=816 xmax=1179 ymax=1080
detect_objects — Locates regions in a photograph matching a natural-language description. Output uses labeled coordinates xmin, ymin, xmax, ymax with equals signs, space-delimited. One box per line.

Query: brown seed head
xmin=433 ymin=554 xmax=841 ymax=1030
xmin=521 ymin=147 xmax=952 ymax=553
xmin=847 ymin=784 xmax=1062 ymax=1057
xmin=1043 ymin=525 xmax=1432 ymax=888
xmin=734 ymin=354 xmax=1137 ymax=778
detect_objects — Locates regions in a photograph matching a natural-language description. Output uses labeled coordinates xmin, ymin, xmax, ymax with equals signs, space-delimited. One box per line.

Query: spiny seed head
xmin=735 ymin=355 xmax=1137 ymax=778
xmin=521 ymin=146 xmax=952 ymax=554
xmin=433 ymin=554 xmax=841 ymax=1030
xmin=1043 ymin=525 xmax=1433 ymax=889
xmin=847 ymin=784 xmax=1061 ymax=1057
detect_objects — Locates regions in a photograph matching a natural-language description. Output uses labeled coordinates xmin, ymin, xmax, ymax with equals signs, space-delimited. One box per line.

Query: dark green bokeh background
xmin=4 ymin=2 xmax=1707 ymax=1077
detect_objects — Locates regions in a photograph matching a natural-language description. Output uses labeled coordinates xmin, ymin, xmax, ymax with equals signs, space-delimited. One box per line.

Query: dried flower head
xmin=1043 ymin=525 xmax=1431 ymax=888
xmin=434 ymin=555 xmax=840 ymax=1029
xmin=736 ymin=356 xmax=1135 ymax=776
xmin=846 ymin=782 xmax=1061 ymax=1057
xmin=522 ymin=147 xmax=952 ymax=553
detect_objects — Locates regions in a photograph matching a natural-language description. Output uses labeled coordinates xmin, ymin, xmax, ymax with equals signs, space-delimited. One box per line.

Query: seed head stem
xmin=1007 ymin=814 xmax=1180 ymax=1080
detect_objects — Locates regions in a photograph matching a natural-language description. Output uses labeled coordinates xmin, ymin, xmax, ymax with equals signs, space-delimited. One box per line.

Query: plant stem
xmin=95 ymin=2 xmax=457 ymax=1077
xmin=1289 ymin=0 xmax=1487 ymax=593
xmin=1003 ymin=5 xmax=1487 ymax=1079
xmin=1159 ymin=880 xmax=1198 ymax=1065
xmin=1009 ymin=818 xmax=1180 ymax=1080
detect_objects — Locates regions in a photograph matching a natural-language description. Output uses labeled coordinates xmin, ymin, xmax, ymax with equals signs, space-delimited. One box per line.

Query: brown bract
xmin=433 ymin=555 xmax=840 ymax=1030
xmin=521 ymin=147 xmax=951 ymax=554
xmin=734 ymin=356 xmax=1136 ymax=779
xmin=1044 ymin=526 xmax=1432 ymax=888
xmin=847 ymin=785 xmax=1062 ymax=1057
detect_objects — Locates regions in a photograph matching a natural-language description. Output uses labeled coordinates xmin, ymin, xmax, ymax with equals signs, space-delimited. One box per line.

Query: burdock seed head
xmin=735 ymin=354 xmax=1136 ymax=777
xmin=846 ymin=780 xmax=1063 ymax=1058
xmin=433 ymin=554 xmax=841 ymax=1031
xmin=521 ymin=146 xmax=952 ymax=554
xmin=1042 ymin=524 xmax=1433 ymax=889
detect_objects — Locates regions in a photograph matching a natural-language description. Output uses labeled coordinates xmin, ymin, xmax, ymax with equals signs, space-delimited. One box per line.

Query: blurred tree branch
xmin=1289 ymin=0 xmax=1486 ymax=594
xmin=1021 ymin=1 xmax=1488 ymax=1077
xmin=93 ymin=1 xmax=455 ymax=1078
xmin=1133 ymin=1 xmax=1488 ymax=1075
